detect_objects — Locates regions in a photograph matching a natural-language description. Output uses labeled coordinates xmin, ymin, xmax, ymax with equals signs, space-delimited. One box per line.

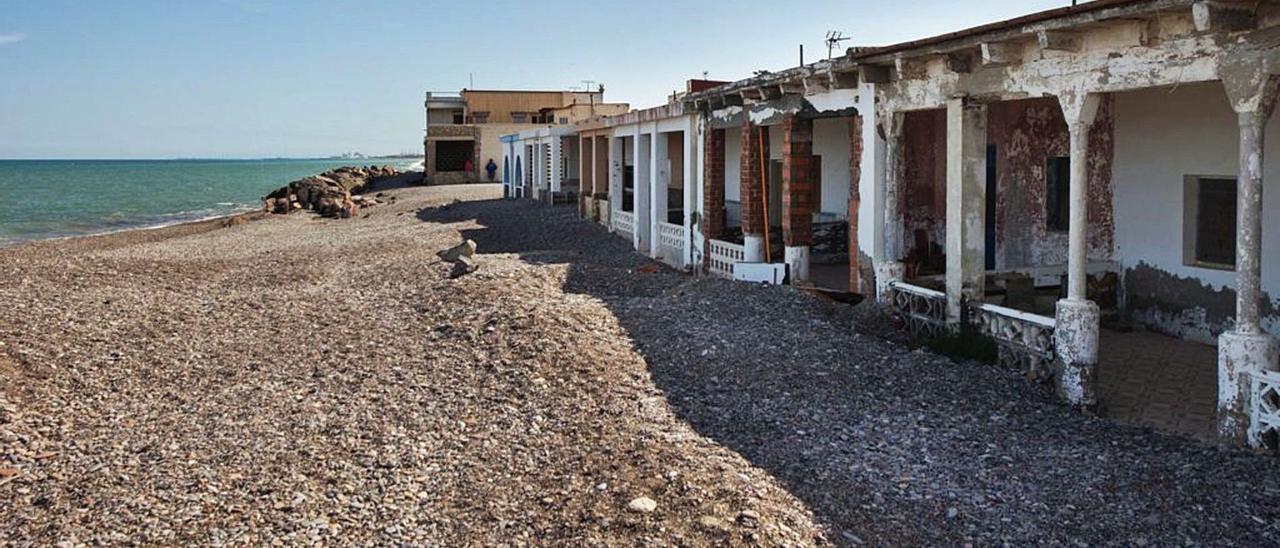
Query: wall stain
xmin=1124 ymin=262 xmax=1280 ymax=343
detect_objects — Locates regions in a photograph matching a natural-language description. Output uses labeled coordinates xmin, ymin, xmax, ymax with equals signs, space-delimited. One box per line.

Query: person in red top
xmin=463 ymin=158 xmax=474 ymax=172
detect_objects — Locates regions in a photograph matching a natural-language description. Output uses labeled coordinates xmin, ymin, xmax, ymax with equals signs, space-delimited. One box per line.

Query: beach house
xmin=423 ymin=88 xmax=627 ymax=185
xmin=496 ymin=0 xmax=1280 ymax=448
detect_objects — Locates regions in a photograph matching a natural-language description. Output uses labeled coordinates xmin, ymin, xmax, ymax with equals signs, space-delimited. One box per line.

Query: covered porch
xmin=862 ymin=0 xmax=1280 ymax=446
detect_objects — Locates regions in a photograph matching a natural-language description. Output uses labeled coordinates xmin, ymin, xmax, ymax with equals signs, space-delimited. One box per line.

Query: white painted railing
xmin=657 ymin=222 xmax=686 ymax=260
xmin=969 ymin=302 xmax=1057 ymax=380
xmin=708 ymin=239 xmax=744 ymax=279
xmin=1250 ymin=369 xmax=1280 ymax=446
xmin=887 ymin=281 xmax=947 ymax=339
xmin=612 ymin=210 xmax=634 ymax=241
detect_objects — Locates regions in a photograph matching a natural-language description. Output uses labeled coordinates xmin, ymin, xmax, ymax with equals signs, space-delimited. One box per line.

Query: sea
xmin=0 ymin=158 xmax=423 ymax=247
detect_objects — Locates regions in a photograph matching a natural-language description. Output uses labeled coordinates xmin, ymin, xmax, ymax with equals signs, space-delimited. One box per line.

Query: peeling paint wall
xmin=900 ymin=109 xmax=947 ymax=274
xmin=987 ymin=96 xmax=1115 ymax=269
xmin=1114 ymin=81 xmax=1280 ymax=342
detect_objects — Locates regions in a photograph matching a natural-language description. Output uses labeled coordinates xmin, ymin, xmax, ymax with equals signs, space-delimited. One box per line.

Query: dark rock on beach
xmin=262 ymin=165 xmax=399 ymax=218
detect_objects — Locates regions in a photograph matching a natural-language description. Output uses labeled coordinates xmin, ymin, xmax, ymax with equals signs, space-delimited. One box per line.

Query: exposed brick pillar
xmin=782 ymin=116 xmax=814 ymax=282
xmin=849 ymin=114 xmax=864 ymax=294
xmin=702 ymin=128 xmax=727 ymax=240
xmin=740 ymin=119 xmax=767 ymax=262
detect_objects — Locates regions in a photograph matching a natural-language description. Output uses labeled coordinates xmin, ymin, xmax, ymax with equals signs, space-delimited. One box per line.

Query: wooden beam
xmin=1038 ymin=30 xmax=1082 ymax=52
xmin=1192 ymin=1 xmax=1256 ymax=33
xmin=980 ymin=42 xmax=1021 ymax=66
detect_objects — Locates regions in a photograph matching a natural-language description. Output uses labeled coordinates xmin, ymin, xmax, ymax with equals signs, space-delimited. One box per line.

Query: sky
xmin=0 ymin=0 xmax=1079 ymax=159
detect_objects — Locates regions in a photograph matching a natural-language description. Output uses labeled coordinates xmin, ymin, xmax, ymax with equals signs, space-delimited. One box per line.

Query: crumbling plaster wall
xmin=899 ymin=109 xmax=947 ymax=269
xmin=987 ymin=96 xmax=1115 ymax=270
xmin=1114 ymin=81 xmax=1280 ymax=343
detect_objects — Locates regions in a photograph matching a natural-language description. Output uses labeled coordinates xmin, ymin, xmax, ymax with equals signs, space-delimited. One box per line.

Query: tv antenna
xmin=825 ymin=31 xmax=850 ymax=59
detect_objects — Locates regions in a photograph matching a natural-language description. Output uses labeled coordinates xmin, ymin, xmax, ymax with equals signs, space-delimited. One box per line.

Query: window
xmin=434 ymin=140 xmax=474 ymax=172
xmin=1045 ymin=156 xmax=1071 ymax=232
xmin=452 ymin=112 xmax=465 ymax=124
xmin=558 ymin=117 xmax=569 ymax=125
xmin=511 ymin=112 xmax=530 ymax=123
xmin=471 ymin=111 xmax=489 ymax=124
xmin=1184 ymin=176 xmax=1237 ymax=269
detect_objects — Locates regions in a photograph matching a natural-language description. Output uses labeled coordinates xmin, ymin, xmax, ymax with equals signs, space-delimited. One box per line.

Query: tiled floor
xmin=1097 ymin=330 xmax=1218 ymax=440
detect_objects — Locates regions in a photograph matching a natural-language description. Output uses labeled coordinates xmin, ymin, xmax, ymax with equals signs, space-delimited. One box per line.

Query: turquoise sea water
xmin=0 ymin=158 xmax=419 ymax=246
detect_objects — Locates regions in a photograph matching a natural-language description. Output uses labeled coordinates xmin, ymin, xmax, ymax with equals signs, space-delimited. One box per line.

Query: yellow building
xmin=424 ymin=88 xmax=628 ymax=184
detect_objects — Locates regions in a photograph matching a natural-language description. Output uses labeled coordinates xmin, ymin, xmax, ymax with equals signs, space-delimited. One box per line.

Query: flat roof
xmin=849 ymin=0 xmax=1179 ymax=61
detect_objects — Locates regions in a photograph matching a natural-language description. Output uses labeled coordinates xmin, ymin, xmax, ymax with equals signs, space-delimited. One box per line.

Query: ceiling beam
xmin=1192 ymin=1 xmax=1256 ymax=33
xmin=1038 ymin=30 xmax=1082 ymax=52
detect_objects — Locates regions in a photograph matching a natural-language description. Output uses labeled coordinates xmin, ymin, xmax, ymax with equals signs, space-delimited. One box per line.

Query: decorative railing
xmin=612 ymin=210 xmax=635 ymax=241
xmin=887 ymin=281 xmax=947 ymax=339
xmin=1250 ymin=369 xmax=1280 ymax=446
xmin=657 ymin=222 xmax=686 ymax=258
xmin=969 ymin=302 xmax=1057 ymax=380
xmin=708 ymin=239 xmax=745 ymax=279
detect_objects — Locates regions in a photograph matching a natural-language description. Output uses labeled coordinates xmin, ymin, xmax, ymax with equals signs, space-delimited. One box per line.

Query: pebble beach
xmin=3 ymin=182 xmax=1280 ymax=546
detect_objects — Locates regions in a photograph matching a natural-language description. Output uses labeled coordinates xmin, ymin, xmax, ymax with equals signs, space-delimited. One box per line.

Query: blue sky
xmin=0 ymin=0 xmax=1076 ymax=159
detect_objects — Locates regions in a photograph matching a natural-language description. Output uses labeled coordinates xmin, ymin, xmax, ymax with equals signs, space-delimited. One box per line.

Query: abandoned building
xmin=496 ymin=0 xmax=1280 ymax=448
xmin=423 ymin=88 xmax=627 ymax=185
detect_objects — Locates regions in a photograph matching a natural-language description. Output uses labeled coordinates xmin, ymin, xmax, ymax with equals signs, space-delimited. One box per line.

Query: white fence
xmin=969 ymin=302 xmax=1057 ymax=380
xmin=657 ymin=222 xmax=686 ymax=265
xmin=612 ymin=210 xmax=634 ymax=242
xmin=708 ymin=239 xmax=745 ymax=279
xmin=1251 ymin=369 xmax=1280 ymax=446
xmin=886 ymin=281 xmax=948 ymax=340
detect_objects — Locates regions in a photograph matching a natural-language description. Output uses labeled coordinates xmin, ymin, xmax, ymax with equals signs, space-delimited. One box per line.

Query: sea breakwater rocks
xmin=262 ymin=165 xmax=399 ymax=218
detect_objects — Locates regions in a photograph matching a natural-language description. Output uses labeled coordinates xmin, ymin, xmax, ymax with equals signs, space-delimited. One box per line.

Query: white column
xmin=635 ymin=128 xmax=652 ymax=252
xmin=1053 ymin=90 xmax=1102 ymax=408
xmin=651 ymin=128 xmax=670 ymax=259
xmin=549 ymin=137 xmax=562 ymax=195
xmin=1219 ymin=68 xmax=1280 ymax=445
xmin=944 ymin=97 xmax=988 ymax=325
xmin=684 ymin=123 xmax=697 ymax=269
xmin=875 ymin=111 xmax=905 ymax=303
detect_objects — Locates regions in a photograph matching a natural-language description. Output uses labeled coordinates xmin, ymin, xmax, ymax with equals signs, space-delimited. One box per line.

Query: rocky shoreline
xmin=262 ymin=165 xmax=404 ymax=218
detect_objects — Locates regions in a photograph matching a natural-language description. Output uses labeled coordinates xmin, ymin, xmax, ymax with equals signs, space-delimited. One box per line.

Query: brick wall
xmin=782 ymin=116 xmax=814 ymax=247
xmin=702 ymin=128 xmax=727 ymax=240
xmin=740 ymin=119 xmax=767 ymax=236
xmin=849 ymin=115 xmax=865 ymax=293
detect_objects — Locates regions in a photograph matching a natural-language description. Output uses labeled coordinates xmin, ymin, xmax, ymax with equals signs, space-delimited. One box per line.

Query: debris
xmin=627 ymin=496 xmax=657 ymax=513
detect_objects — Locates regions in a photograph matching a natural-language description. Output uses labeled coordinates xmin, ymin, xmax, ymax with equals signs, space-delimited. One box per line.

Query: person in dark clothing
xmin=485 ymin=159 xmax=498 ymax=181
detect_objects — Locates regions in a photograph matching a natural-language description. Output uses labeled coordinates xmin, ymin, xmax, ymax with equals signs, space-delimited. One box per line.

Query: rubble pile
xmin=262 ymin=165 xmax=399 ymax=218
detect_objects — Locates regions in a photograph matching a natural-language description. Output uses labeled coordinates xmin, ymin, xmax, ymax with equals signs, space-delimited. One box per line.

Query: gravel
xmin=3 ymin=182 xmax=1280 ymax=546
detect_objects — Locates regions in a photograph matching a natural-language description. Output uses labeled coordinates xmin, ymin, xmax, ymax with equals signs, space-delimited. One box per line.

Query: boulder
xmin=261 ymin=165 xmax=401 ymax=219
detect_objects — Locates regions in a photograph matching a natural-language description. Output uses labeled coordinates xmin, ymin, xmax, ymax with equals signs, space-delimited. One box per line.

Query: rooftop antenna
xmin=825 ymin=31 xmax=850 ymax=60
xmin=702 ymin=70 xmax=709 ymax=80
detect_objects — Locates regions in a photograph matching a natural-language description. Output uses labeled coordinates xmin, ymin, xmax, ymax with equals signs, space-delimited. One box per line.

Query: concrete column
xmin=683 ymin=125 xmax=696 ymax=269
xmin=1054 ymin=90 xmax=1101 ymax=408
xmin=550 ymin=137 xmax=562 ymax=196
xmin=782 ymin=116 xmax=815 ymax=283
xmin=580 ymin=135 xmax=591 ymax=217
xmin=875 ymin=111 xmax=906 ymax=303
xmin=849 ymin=114 xmax=864 ymax=294
xmin=1219 ymin=68 xmax=1280 ymax=444
xmin=635 ymin=129 xmax=652 ymax=253
xmin=944 ymin=98 xmax=988 ymax=325
xmin=651 ymin=128 xmax=669 ymax=258
xmin=741 ymin=118 xmax=766 ymax=262
xmin=609 ymin=137 xmax=621 ymax=215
